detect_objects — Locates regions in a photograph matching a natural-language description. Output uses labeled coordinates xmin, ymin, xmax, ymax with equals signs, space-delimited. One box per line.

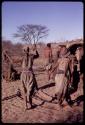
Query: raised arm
xmin=32 ymin=44 xmax=39 ymax=59
xmin=33 ymin=50 xmax=39 ymax=59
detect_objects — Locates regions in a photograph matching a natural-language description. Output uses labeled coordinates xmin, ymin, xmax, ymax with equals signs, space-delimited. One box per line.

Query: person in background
xmin=44 ymin=43 xmax=53 ymax=81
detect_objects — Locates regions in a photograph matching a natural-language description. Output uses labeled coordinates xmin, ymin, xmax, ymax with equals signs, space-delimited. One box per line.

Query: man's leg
xmin=46 ymin=70 xmax=49 ymax=81
xmin=65 ymin=87 xmax=73 ymax=106
xmin=33 ymin=74 xmax=38 ymax=91
xmin=27 ymin=73 xmax=37 ymax=109
xmin=29 ymin=84 xmax=37 ymax=109
xmin=8 ymin=70 xmax=11 ymax=81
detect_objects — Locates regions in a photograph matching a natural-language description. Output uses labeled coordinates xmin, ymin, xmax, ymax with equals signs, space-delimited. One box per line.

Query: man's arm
xmin=33 ymin=50 xmax=39 ymax=59
xmin=68 ymin=58 xmax=74 ymax=84
xmin=13 ymin=57 xmax=22 ymax=65
xmin=3 ymin=51 xmax=13 ymax=64
xmin=32 ymin=44 xmax=39 ymax=59
xmin=49 ymin=49 xmax=53 ymax=63
xmin=68 ymin=62 xmax=72 ymax=82
xmin=50 ymin=61 xmax=59 ymax=74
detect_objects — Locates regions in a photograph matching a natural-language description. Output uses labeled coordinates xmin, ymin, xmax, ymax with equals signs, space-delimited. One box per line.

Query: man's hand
xmin=50 ymin=73 xmax=54 ymax=79
xmin=49 ymin=70 xmax=54 ymax=79
xmin=32 ymin=44 xmax=37 ymax=51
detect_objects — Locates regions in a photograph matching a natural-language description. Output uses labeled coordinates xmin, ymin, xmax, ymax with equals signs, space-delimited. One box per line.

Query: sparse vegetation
xmin=2 ymin=39 xmax=83 ymax=123
xmin=13 ymin=24 xmax=49 ymax=44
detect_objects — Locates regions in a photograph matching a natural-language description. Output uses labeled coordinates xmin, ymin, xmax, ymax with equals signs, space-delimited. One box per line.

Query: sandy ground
xmin=1 ymin=69 xmax=83 ymax=123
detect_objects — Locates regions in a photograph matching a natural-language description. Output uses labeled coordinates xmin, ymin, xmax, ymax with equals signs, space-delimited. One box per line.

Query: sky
xmin=2 ymin=2 xmax=83 ymax=44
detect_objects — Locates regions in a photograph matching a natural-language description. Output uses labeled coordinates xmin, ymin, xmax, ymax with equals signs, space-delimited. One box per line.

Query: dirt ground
xmin=1 ymin=67 xmax=83 ymax=123
xmin=1 ymin=40 xmax=84 ymax=123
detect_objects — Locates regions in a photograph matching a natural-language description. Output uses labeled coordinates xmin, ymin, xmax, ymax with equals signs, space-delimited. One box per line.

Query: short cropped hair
xmin=47 ymin=43 xmax=51 ymax=48
xmin=27 ymin=46 xmax=29 ymax=52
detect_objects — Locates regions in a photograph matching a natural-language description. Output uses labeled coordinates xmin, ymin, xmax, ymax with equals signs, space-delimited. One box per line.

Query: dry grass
xmin=1 ymin=40 xmax=83 ymax=123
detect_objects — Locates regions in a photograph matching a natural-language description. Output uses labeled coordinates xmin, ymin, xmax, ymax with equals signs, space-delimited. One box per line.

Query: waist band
xmin=56 ymin=69 xmax=64 ymax=74
xmin=22 ymin=68 xmax=33 ymax=73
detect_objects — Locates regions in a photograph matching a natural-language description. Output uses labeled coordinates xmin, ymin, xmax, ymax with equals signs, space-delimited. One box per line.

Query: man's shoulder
xmin=44 ymin=47 xmax=49 ymax=51
xmin=58 ymin=56 xmax=69 ymax=62
xmin=69 ymin=54 xmax=76 ymax=59
xmin=29 ymin=53 xmax=34 ymax=57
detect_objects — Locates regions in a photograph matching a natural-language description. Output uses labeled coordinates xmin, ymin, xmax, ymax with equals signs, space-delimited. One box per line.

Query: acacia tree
xmin=13 ymin=24 xmax=49 ymax=44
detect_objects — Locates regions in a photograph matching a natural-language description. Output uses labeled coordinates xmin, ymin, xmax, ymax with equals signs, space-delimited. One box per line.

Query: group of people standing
xmin=44 ymin=43 xmax=83 ymax=106
xmin=3 ymin=42 xmax=83 ymax=110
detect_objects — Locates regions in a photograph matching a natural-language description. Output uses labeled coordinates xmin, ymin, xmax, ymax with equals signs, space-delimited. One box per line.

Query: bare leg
xmin=25 ymin=94 xmax=28 ymax=109
xmin=46 ymin=70 xmax=50 ymax=81
xmin=33 ymin=74 xmax=38 ymax=90
xmin=65 ymin=88 xmax=73 ymax=106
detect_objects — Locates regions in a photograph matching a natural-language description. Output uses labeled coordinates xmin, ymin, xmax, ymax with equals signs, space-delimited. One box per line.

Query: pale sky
xmin=2 ymin=2 xmax=83 ymax=44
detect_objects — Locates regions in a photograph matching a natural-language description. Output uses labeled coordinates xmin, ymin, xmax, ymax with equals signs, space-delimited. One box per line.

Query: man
xmin=44 ymin=43 xmax=53 ymax=80
xmin=79 ymin=47 xmax=84 ymax=80
xmin=75 ymin=47 xmax=83 ymax=74
xmin=50 ymin=45 xmax=62 ymax=80
xmin=21 ymin=44 xmax=39 ymax=110
xmin=50 ymin=45 xmax=73 ymax=106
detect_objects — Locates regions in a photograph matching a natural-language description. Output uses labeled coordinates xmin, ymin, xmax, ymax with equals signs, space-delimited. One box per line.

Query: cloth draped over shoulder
xmin=54 ymin=55 xmax=71 ymax=97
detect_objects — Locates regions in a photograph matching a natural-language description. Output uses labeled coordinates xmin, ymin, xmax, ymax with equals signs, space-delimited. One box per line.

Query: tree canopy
xmin=13 ymin=24 xmax=49 ymax=44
